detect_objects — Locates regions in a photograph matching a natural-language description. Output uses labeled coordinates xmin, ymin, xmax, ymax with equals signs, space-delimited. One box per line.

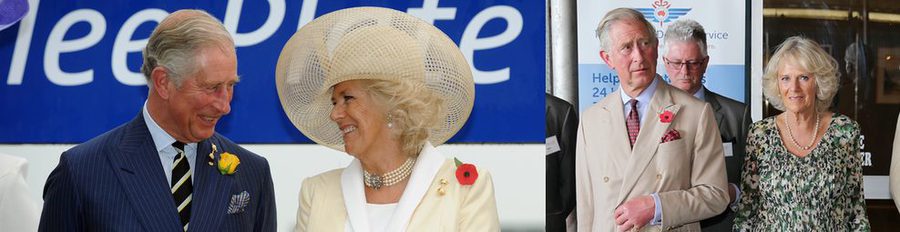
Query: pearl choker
xmin=364 ymin=158 xmax=415 ymax=190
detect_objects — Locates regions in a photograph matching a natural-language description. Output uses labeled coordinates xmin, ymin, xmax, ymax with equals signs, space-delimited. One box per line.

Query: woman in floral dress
xmin=733 ymin=36 xmax=870 ymax=231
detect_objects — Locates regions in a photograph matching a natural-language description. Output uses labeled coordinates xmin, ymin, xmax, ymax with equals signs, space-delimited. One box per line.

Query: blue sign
xmin=0 ymin=0 xmax=545 ymax=143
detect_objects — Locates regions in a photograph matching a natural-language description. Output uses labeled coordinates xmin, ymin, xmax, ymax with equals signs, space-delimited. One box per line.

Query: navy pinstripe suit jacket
xmin=38 ymin=113 xmax=276 ymax=232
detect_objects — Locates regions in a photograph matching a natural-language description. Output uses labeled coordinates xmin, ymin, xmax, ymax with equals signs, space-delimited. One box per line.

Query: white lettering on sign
xmin=224 ymin=0 xmax=285 ymax=47
xmin=459 ymin=5 xmax=523 ymax=84
xmin=112 ymin=9 xmax=168 ymax=86
xmin=861 ymin=152 xmax=872 ymax=167
xmin=859 ymin=134 xmax=866 ymax=150
xmin=297 ymin=0 xmax=318 ymax=29
xmin=44 ymin=9 xmax=106 ymax=86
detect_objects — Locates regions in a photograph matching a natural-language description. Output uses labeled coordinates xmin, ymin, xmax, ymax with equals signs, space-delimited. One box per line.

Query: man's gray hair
xmin=663 ymin=19 xmax=707 ymax=57
xmin=595 ymin=8 xmax=657 ymax=53
xmin=141 ymin=9 xmax=235 ymax=88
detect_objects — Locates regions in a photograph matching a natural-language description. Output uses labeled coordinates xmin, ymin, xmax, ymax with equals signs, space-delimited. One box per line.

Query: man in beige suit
xmin=575 ymin=8 xmax=729 ymax=231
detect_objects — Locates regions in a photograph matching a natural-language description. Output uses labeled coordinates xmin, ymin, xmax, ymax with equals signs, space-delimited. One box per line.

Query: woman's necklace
xmin=783 ymin=112 xmax=820 ymax=151
xmin=364 ymin=158 xmax=416 ymax=190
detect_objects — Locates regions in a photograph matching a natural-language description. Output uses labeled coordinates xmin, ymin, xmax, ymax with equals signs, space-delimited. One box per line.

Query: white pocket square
xmin=227 ymin=191 xmax=250 ymax=214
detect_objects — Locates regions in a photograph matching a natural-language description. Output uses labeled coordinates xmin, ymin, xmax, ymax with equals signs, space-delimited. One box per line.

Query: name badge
xmin=723 ymin=142 xmax=733 ymax=157
xmin=546 ymin=136 xmax=561 ymax=155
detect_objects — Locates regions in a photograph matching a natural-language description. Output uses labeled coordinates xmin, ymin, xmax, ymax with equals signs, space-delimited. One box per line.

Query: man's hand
xmin=614 ymin=195 xmax=655 ymax=231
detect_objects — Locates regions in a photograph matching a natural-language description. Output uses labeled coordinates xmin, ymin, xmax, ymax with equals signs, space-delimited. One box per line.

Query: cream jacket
xmin=576 ymin=78 xmax=729 ymax=231
xmin=295 ymin=143 xmax=500 ymax=231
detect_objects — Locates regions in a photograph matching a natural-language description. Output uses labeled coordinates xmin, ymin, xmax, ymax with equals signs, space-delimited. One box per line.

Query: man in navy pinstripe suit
xmin=38 ymin=10 xmax=276 ymax=232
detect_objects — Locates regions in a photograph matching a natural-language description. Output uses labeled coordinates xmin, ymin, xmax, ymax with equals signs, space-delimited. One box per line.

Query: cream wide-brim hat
xmin=275 ymin=7 xmax=475 ymax=151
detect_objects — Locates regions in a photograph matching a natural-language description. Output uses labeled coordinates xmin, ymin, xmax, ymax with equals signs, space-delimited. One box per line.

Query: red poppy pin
xmin=454 ymin=158 xmax=478 ymax=186
xmin=659 ymin=110 xmax=674 ymax=123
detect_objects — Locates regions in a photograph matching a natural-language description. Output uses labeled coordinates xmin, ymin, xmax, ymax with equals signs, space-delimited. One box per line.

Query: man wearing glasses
xmin=662 ymin=19 xmax=751 ymax=231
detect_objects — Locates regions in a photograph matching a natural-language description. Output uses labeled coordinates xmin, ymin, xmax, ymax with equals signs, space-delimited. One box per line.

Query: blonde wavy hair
xmin=360 ymin=79 xmax=444 ymax=158
xmin=763 ymin=36 xmax=840 ymax=112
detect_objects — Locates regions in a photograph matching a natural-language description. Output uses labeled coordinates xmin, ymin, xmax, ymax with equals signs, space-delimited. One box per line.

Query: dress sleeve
xmin=733 ymin=122 xmax=763 ymax=231
xmin=844 ymin=120 xmax=871 ymax=231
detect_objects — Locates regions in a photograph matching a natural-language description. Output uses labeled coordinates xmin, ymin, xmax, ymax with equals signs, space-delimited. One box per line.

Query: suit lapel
xmin=704 ymin=89 xmax=726 ymax=138
xmin=188 ymin=137 xmax=234 ymax=232
xmin=109 ymin=115 xmax=183 ymax=231
xmin=616 ymin=80 xmax=680 ymax=204
xmin=601 ymin=89 xmax=632 ymax=174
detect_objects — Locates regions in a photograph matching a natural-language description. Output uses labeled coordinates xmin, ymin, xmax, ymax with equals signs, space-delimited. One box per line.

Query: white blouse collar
xmin=341 ymin=141 xmax=445 ymax=232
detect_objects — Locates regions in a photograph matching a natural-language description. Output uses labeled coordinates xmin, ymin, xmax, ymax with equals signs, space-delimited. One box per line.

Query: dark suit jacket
xmin=699 ymin=88 xmax=750 ymax=231
xmin=39 ymin=113 xmax=276 ymax=232
xmin=546 ymin=94 xmax=577 ymax=232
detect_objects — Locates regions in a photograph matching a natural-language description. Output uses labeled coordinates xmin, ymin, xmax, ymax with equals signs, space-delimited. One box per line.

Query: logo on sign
xmin=635 ymin=0 xmax=690 ymax=27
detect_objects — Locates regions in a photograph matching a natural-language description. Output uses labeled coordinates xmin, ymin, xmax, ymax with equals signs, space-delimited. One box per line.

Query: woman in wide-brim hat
xmin=276 ymin=7 xmax=500 ymax=232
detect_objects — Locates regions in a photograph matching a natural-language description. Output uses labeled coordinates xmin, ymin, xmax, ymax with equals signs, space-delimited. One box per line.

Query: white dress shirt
xmin=143 ymin=102 xmax=197 ymax=186
xmin=693 ymin=87 xmax=706 ymax=101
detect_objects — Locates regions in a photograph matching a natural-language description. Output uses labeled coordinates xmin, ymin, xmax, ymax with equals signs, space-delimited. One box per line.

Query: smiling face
xmin=664 ymin=41 xmax=708 ymax=95
xmin=329 ymin=80 xmax=394 ymax=156
xmin=600 ymin=19 xmax=658 ymax=97
xmin=777 ymin=60 xmax=818 ymax=114
xmin=162 ymin=46 xmax=238 ymax=142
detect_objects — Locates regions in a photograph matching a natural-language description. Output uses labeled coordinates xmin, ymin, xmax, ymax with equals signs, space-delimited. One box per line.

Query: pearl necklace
xmin=364 ymin=158 xmax=415 ymax=190
xmin=783 ymin=112 xmax=819 ymax=151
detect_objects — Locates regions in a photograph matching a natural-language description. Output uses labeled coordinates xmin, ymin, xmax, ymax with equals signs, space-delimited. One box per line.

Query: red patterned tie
xmin=626 ymin=99 xmax=640 ymax=148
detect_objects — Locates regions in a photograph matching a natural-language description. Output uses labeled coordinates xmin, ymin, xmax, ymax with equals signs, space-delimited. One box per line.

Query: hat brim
xmin=0 ymin=0 xmax=29 ymax=31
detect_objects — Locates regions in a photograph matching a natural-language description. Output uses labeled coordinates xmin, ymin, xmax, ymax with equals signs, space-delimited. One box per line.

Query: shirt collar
xmin=693 ymin=87 xmax=706 ymax=101
xmin=143 ymin=101 xmax=195 ymax=152
xmin=620 ymin=75 xmax=660 ymax=105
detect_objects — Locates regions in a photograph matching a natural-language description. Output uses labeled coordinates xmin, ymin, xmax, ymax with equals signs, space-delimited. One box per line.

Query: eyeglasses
xmin=663 ymin=57 xmax=706 ymax=70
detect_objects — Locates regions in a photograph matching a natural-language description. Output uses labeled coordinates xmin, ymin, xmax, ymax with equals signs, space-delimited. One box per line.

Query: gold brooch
xmin=437 ymin=178 xmax=448 ymax=195
xmin=208 ymin=144 xmax=217 ymax=166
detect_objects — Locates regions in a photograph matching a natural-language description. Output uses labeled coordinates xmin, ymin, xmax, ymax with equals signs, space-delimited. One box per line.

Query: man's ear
xmin=599 ymin=50 xmax=614 ymax=69
xmin=701 ymin=56 xmax=710 ymax=70
xmin=151 ymin=67 xmax=172 ymax=99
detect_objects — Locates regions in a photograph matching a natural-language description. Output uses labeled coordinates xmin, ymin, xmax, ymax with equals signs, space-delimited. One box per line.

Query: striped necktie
xmin=171 ymin=141 xmax=192 ymax=231
xmin=626 ymin=99 xmax=640 ymax=148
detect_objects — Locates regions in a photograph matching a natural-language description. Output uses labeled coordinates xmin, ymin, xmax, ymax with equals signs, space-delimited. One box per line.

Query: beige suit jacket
xmin=891 ymin=113 xmax=900 ymax=211
xmin=295 ymin=143 xmax=500 ymax=232
xmin=576 ymin=78 xmax=729 ymax=231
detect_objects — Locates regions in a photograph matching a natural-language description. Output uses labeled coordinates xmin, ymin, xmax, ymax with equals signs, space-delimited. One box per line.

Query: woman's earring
xmin=387 ymin=114 xmax=394 ymax=128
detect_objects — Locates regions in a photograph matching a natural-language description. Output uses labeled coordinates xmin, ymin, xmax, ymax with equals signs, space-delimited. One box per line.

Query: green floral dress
xmin=733 ymin=113 xmax=870 ymax=231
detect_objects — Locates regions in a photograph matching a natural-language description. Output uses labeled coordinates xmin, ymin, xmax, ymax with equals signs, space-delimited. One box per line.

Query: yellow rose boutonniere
xmin=218 ymin=152 xmax=240 ymax=175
